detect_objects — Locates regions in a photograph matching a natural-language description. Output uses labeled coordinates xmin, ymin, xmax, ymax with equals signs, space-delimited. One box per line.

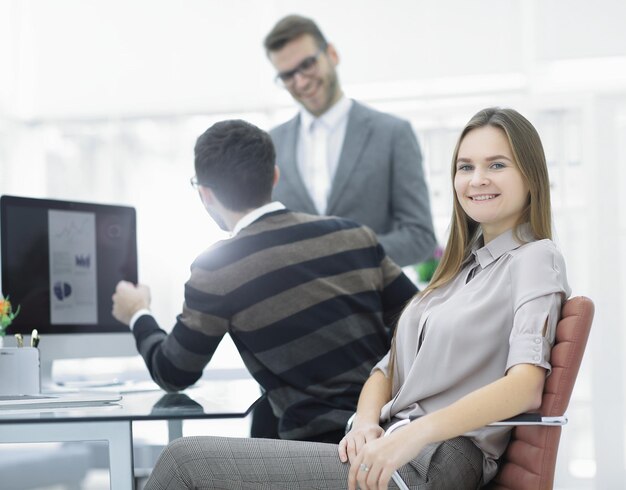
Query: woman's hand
xmin=348 ymin=425 xmax=426 ymax=490
xmin=338 ymin=422 xmax=385 ymax=465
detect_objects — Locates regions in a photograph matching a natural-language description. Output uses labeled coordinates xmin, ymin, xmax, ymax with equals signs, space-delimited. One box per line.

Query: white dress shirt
xmin=231 ymin=201 xmax=286 ymax=237
xmin=297 ymin=97 xmax=353 ymax=214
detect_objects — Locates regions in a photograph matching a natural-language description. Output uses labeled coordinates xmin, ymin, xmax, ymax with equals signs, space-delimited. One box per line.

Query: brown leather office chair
xmin=486 ymin=295 xmax=594 ymax=490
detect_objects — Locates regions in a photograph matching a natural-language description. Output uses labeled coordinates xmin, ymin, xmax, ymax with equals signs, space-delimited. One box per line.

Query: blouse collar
xmin=471 ymin=223 xmax=535 ymax=269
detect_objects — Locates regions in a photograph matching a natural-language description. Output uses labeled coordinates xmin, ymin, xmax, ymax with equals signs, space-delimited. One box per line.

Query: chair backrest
xmin=486 ymin=296 xmax=594 ymax=490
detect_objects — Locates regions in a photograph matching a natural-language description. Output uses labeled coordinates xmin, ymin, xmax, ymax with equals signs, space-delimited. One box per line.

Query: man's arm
xmin=377 ymin=120 xmax=437 ymax=267
xmin=112 ymin=281 xmax=224 ymax=392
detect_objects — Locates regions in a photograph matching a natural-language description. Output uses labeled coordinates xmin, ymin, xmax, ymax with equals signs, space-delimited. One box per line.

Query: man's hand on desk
xmin=112 ymin=280 xmax=151 ymax=325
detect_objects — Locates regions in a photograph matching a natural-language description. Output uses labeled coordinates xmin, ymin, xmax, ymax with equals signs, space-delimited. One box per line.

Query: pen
xmin=30 ymin=329 xmax=40 ymax=348
xmin=14 ymin=333 xmax=23 ymax=348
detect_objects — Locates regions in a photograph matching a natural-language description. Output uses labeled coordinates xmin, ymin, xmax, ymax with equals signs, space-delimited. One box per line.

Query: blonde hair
xmin=388 ymin=107 xmax=552 ymax=379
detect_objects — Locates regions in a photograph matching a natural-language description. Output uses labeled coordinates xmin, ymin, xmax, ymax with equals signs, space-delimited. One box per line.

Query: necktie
xmin=310 ymin=121 xmax=329 ymax=215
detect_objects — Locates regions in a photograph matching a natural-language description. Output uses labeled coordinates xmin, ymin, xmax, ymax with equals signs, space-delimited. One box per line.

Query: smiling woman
xmin=427 ymin=107 xmax=554 ymax=294
xmin=454 ymin=125 xmax=530 ymax=243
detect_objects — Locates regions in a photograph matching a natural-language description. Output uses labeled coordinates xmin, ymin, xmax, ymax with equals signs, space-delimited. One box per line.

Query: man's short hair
xmin=264 ymin=14 xmax=328 ymax=53
xmin=194 ymin=120 xmax=275 ymax=211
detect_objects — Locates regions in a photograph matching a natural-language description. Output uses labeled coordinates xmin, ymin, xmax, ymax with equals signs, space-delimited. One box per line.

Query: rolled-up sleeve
xmin=506 ymin=292 xmax=562 ymax=374
xmin=506 ymin=241 xmax=570 ymax=375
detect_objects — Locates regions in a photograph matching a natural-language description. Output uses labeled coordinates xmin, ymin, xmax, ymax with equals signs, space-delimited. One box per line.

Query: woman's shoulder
xmin=508 ymin=239 xmax=569 ymax=301
xmin=509 ymin=239 xmax=564 ymax=268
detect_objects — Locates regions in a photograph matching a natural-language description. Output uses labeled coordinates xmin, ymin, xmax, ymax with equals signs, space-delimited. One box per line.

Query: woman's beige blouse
xmin=373 ymin=225 xmax=571 ymax=482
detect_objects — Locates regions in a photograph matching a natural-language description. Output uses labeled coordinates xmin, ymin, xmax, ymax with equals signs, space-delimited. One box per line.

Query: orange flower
xmin=0 ymin=299 xmax=10 ymax=316
xmin=0 ymin=296 xmax=20 ymax=332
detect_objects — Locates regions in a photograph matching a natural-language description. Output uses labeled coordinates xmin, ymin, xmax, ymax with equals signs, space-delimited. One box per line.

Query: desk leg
xmin=1 ymin=420 xmax=135 ymax=490
xmin=107 ymin=421 xmax=135 ymax=490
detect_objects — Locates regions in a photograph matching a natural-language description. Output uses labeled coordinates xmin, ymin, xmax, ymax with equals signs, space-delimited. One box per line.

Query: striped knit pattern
xmin=133 ymin=209 xmax=416 ymax=440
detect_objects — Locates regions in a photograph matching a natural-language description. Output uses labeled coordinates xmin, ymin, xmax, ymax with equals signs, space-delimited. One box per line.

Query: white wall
xmin=8 ymin=0 xmax=626 ymax=120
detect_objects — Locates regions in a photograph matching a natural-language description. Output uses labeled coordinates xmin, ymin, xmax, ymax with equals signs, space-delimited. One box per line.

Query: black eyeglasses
xmin=274 ymin=47 xmax=325 ymax=87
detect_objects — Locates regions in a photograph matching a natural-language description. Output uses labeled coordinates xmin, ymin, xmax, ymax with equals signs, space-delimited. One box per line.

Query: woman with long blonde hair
xmin=339 ymin=107 xmax=569 ymax=489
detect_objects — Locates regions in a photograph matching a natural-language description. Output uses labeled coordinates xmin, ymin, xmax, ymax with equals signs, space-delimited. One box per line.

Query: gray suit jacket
xmin=271 ymin=100 xmax=436 ymax=266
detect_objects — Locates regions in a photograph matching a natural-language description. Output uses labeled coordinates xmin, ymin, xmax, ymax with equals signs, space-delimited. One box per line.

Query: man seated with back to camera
xmin=111 ymin=119 xmax=417 ymax=444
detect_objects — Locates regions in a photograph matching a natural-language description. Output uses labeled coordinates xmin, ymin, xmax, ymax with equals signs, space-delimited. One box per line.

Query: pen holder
xmin=0 ymin=347 xmax=41 ymax=395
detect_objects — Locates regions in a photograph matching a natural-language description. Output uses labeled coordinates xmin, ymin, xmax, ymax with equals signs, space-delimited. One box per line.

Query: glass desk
xmin=0 ymin=378 xmax=262 ymax=490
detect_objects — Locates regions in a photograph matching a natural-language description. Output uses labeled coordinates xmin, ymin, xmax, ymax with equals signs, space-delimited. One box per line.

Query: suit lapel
xmin=326 ymin=102 xmax=372 ymax=214
xmin=278 ymin=115 xmax=317 ymax=213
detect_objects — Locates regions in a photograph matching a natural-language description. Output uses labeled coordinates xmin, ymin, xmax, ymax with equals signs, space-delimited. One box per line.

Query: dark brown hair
xmin=194 ymin=120 xmax=275 ymax=211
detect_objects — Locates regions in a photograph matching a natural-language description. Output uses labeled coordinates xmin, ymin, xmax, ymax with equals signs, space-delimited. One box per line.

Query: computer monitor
xmin=0 ymin=195 xmax=139 ymax=385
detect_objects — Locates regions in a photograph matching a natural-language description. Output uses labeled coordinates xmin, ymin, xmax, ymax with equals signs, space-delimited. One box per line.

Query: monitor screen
xmin=1 ymin=195 xmax=138 ymax=335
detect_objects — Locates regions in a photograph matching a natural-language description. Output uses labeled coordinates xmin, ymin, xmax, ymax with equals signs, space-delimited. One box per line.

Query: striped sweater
xmin=133 ymin=209 xmax=417 ymax=440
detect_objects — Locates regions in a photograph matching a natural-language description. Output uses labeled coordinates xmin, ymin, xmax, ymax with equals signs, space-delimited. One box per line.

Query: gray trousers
xmin=144 ymin=435 xmax=483 ymax=490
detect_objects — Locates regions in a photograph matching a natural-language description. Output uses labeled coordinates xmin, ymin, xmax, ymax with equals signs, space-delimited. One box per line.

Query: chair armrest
xmin=488 ymin=413 xmax=568 ymax=426
xmin=346 ymin=412 xmax=567 ymax=435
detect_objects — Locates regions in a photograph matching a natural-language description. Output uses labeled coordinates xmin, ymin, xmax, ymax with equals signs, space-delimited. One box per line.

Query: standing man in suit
xmin=264 ymin=14 xmax=437 ymax=268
